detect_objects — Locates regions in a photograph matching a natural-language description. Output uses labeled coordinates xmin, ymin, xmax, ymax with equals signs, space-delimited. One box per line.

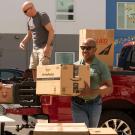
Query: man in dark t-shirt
xmin=20 ymin=1 xmax=54 ymax=81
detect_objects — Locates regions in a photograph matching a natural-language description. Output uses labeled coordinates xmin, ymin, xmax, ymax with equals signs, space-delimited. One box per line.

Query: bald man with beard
xmin=72 ymin=38 xmax=113 ymax=127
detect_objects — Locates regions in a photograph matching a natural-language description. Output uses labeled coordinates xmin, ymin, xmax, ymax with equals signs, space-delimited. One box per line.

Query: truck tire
xmin=99 ymin=111 xmax=135 ymax=135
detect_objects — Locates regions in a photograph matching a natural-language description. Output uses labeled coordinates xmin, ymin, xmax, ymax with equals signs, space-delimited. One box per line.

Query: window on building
xmin=55 ymin=52 xmax=75 ymax=64
xmin=56 ymin=0 xmax=74 ymax=21
xmin=117 ymin=2 xmax=135 ymax=29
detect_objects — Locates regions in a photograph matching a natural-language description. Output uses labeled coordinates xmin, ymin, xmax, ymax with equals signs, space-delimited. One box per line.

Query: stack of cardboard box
xmin=34 ymin=123 xmax=89 ymax=135
xmin=33 ymin=123 xmax=117 ymax=135
xmin=36 ymin=64 xmax=90 ymax=96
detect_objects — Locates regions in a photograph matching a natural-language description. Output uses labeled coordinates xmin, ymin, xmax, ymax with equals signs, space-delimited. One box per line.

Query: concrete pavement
xmin=4 ymin=114 xmax=33 ymax=135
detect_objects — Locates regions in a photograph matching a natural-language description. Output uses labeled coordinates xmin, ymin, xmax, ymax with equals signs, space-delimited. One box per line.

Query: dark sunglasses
xmin=80 ymin=46 xmax=95 ymax=51
xmin=23 ymin=7 xmax=32 ymax=14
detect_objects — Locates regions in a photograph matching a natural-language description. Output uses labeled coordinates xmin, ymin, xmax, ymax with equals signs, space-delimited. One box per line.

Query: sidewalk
xmin=4 ymin=114 xmax=32 ymax=135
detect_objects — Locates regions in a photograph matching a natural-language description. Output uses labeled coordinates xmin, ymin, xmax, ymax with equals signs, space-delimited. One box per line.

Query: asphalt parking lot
xmin=4 ymin=114 xmax=33 ymax=135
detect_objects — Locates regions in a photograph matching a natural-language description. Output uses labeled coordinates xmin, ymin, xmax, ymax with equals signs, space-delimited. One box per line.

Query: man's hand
xmin=43 ymin=45 xmax=52 ymax=58
xmin=19 ymin=42 xmax=25 ymax=50
xmin=79 ymin=81 xmax=94 ymax=97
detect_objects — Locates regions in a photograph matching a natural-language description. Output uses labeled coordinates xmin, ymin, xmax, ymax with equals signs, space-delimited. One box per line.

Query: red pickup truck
xmin=40 ymin=70 xmax=135 ymax=135
xmin=2 ymin=41 xmax=135 ymax=135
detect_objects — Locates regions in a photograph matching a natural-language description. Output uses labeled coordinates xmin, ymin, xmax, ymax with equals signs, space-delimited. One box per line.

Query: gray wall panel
xmin=0 ymin=34 xmax=31 ymax=70
xmin=0 ymin=34 xmax=79 ymax=70
xmin=51 ymin=34 xmax=79 ymax=63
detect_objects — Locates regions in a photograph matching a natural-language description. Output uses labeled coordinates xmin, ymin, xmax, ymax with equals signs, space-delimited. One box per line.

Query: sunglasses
xmin=23 ymin=7 xmax=32 ymax=14
xmin=80 ymin=46 xmax=95 ymax=51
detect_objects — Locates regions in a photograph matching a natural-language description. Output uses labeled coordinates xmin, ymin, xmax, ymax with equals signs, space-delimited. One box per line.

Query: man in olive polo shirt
xmin=72 ymin=38 xmax=113 ymax=127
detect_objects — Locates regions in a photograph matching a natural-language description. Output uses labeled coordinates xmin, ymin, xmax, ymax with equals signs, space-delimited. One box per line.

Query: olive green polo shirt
xmin=74 ymin=57 xmax=112 ymax=100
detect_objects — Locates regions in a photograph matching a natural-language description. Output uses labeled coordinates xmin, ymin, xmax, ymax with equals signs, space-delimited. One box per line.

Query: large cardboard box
xmin=36 ymin=64 xmax=90 ymax=96
xmin=79 ymin=29 xmax=114 ymax=67
xmin=88 ymin=128 xmax=117 ymax=135
xmin=34 ymin=123 xmax=89 ymax=135
xmin=0 ymin=83 xmax=13 ymax=103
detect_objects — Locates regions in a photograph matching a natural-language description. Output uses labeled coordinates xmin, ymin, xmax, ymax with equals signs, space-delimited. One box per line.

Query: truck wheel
xmin=99 ymin=111 xmax=135 ymax=135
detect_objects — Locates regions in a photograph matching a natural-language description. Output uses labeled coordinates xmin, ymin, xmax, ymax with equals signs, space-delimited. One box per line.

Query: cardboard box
xmin=0 ymin=83 xmax=13 ymax=103
xmin=34 ymin=123 xmax=89 ymax=135
xmin=79 ymin=29 xmax=114 ymax=67
xmin=88 ymin=128 xmax=117 ymax=135
xmin=36 ymin=64 xmax=90 ymax=96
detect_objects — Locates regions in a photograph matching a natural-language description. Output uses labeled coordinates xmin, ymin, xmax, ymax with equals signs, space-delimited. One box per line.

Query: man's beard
xmin=84 ymin=55 xmax=95 ymax=63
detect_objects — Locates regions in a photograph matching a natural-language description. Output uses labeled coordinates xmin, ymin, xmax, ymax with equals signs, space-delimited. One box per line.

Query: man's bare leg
xmin=32 ymin=69 xmax=36 ymax=81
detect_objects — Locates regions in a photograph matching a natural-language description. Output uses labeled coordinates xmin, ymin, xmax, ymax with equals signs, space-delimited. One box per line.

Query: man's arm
xmin=44 ymin=22 xmax=54 ymax=47
xmin=80 ymin=80 xmax=113 ymax=97
xmin=19 ymin=30 xmax=32 ymax=50
xmin=43 ymin=22 xmax=54 ymax=57
xmin=98 ymin=79 xmax=113 ymax=97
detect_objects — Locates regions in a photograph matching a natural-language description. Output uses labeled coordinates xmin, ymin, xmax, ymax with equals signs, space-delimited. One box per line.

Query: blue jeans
xmin=71 ymin=96 xmax=102 ymax=127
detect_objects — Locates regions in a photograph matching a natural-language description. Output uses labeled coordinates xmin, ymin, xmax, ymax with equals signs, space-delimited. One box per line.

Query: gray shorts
xmin=29 ymin=48 xmax=51 ymax=69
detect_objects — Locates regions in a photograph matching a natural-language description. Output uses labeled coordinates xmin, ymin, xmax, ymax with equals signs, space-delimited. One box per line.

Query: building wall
xmin=0 ymin=34 xmax=31 ymax=70
xmin=55 ymin=0 xmax=106 ymax=34
xmin=0 ymin=0 xmax=106 ymax=70
xmin=106 ymin=0 xmax=135 ymax=66
xmin=0 ymin=0 xmax=106 ymax=34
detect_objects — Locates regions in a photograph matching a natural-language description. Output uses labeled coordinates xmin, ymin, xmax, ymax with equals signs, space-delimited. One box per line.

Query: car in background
xmin=0 ymin=68 xmax=24 ymax=83
xmin=118 ymin=41 xmax=135 ymax=70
